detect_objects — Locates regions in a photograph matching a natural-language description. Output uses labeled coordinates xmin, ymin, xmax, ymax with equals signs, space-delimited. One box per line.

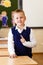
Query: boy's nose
xmin=18 ymin=18 xmax=21 ymax=21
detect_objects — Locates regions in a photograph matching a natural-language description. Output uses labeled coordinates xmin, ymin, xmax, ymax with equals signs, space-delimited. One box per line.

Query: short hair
xmin=14 ymin=9 xmax=25 ymax=16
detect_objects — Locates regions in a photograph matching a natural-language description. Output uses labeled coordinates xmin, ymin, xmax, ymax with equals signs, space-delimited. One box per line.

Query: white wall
xmin=23 ymin=0 xmax=43 ymax=27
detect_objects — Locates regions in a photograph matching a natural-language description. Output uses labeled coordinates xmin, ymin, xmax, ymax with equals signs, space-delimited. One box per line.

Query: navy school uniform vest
xmin=11 ymin=26 xmax=32 ymax=58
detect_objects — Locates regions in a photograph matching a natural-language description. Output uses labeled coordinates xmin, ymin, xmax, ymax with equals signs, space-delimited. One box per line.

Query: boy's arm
xmin=8 ymin=29 xmax=16 ymax=57
xmin=21 ymin=29 xmax=36 ymax=48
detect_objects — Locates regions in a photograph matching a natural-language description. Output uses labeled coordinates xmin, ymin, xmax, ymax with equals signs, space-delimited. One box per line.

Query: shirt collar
xmin=15 ymin=25 xmax=26 ymax=30
xmin=15 ymin=25 xmax=26 ymax=33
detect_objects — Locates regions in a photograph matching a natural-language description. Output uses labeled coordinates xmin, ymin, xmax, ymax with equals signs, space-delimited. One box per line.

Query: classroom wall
xmin=23 ymin=0 xmax=43 ymax=27
xmin=32 ymin=29 xmax=43 ymax=53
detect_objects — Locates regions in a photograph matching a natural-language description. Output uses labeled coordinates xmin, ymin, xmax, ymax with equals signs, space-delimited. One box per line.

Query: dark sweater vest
xmin=11 ymin=26 xmax=32 ymax=58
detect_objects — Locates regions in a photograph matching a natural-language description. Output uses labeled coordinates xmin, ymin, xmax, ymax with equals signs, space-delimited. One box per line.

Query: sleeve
xmin=8 ymin=28 xmax=16 ymax=55
xmin=23 ymin=29 xmax=36 ymax=48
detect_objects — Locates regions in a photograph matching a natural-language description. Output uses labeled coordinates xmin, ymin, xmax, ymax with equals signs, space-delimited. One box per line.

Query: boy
xmin=8 ymin=9 xmax=36 ymax=58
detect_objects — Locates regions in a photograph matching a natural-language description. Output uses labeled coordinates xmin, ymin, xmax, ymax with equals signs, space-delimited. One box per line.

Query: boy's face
xmin=14 ymin=12 xmax=26 ymax=27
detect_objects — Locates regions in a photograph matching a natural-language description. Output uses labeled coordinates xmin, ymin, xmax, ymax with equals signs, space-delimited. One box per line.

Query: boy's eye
xmin=16 ymin=17 xmax=23 ymax=19
xmin=16 ymin=17 xmax=18 ymax=19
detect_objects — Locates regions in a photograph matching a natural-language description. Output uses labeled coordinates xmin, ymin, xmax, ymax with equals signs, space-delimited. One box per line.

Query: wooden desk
xmin=0 ymin=48 xmax=8 ymax=56
xmin=0 ymin=40 xmax=7 ymax=44
xmin=0 ymin=38 xmax=7 ymax=44
xmin=0 ymin=56 xmax=38 ymax=65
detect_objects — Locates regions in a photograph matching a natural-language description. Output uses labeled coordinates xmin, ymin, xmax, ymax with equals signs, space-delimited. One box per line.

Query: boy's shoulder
xmin=26 ymin=26 xmax=31 ymax=34
xmin=11 ymin=26 xmax=16 ymax=29
xmin=11 ymin=26 xmax=16 ymax=34
xmin=26 ymin=26 xmax=31 ymax=29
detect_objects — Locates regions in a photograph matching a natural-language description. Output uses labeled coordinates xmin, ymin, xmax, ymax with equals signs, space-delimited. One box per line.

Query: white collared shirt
xmin=8 ymin=26 xmax=36 ymax=55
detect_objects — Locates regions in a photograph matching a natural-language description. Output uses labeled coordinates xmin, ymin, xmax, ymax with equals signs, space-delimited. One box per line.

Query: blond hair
xmin=14 ymin=9 xmax=25 ymax=16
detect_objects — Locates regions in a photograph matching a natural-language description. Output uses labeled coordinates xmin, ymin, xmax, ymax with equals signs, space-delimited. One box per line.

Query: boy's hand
xmin=9 ymin=54 xmax=17 ymax=58
xmin=20 ymin=35 xmax=26 ymax=43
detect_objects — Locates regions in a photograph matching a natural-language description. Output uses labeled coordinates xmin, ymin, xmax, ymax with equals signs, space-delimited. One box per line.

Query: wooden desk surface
xmin=0 ymin=38 xmax=7 ymax=44
xmin=0 ymin=48 xmax=8 ymax=56
xmin=0 ymin=40 xmax=7 ymax=44
xmin=0 ymin=56 xmax=38 ymax=65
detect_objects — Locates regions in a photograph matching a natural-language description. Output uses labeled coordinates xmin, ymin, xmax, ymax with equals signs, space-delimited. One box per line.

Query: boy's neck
xmin=17 ymin=25 xmax=25 ymax=30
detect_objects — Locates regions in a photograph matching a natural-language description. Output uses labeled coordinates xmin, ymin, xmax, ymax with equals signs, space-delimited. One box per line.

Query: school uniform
xmin=8 ymin=26 xmax=36 ymax=58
